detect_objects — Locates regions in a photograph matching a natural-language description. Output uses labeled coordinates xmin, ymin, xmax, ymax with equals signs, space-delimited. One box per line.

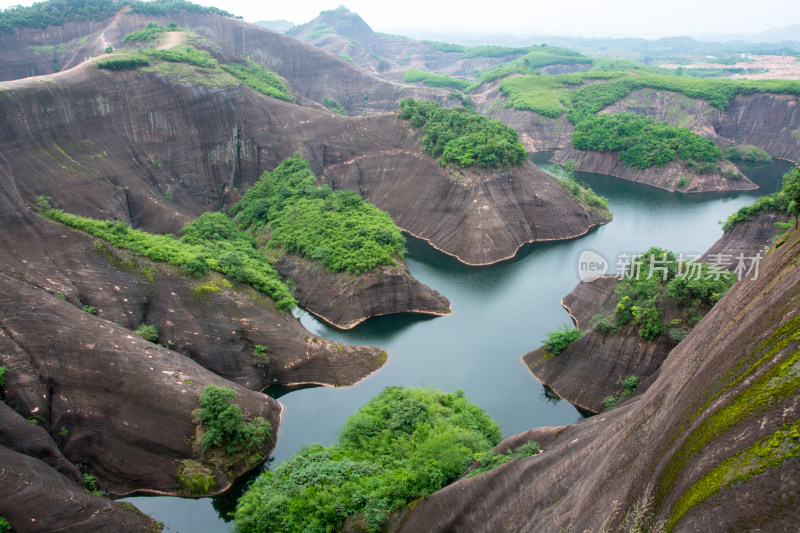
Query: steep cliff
xmin=0 ymin=59 xmax=604 ymax=266
xmin=523 ymin=276 xmax=674 ymax=413
xmin=396 ymin=226 xmax=800 ymax=532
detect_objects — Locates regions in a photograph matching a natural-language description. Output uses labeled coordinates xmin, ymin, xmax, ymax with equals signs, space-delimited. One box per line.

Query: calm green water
xmin=125 ymin=156 xmax=790 ymax=531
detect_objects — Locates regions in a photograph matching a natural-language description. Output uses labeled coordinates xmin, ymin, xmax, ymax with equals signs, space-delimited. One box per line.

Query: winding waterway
xmin=125 ymin=156 xmax=791 ymax=531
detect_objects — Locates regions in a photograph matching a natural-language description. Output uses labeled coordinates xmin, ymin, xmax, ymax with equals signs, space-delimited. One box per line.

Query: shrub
xmin=84 ymin=473 xmax=101 ymax=495
xmin=725 ymin=144 xmax=771 ymax=163
xmin=81 ymin=305 xmax=98 ymax=315
xmin=231 ymin=156 xmax=405 ymax=274
xmin=468 ymin=440 xmax=542 ymax=477
xmin=252 ymin=344 xmax=267 ymax=359
xmin=123 ymin=22 xmax=165 ymax=42
xmin=142 ymin=46 xmax=216 ymax=68
xmin=97 ymin=56 xmax=150 ymax=70
xmin=621 ymin=375 xmax=639 ymax=397
xmin=234 ymin=386 xmax=501 ymax=533
xmin=0 ymin=366 xmax=6 ymax=388
xmin=0 ymin=517 xmax=8 ymax=533
xmin=181 ymin=256 xmax=209 ymax=277
xmin=722 ymin=191 xmax=791 ymax=230
xmin=195 ymin=385 xmax=271 ymax=455
xmin=398 ymin=98 xmax=526 ymax=168
xmin=176 ymin=459 xmax=215 ymax=495
xmin=572 ymin=112 xmax=722 ymax=171
xmin=542 ymin=326 xmax=582 ymax=355
xmin=104 ymin=45 xmax=112 ymax=53
xmin=323 ymin=97 xmax=346 ymax=115
xmin=41 ymin=209 xmax=296 ymax=311
xmin=134 ymin=323 xmax=159 ymax=343
xmin=603 ymin=396 xmax=617 ymax=410
xmin=220 ymin=61 xmax=293 ymax=102
xmin=402 ymin=69 xmax=471 ymax=91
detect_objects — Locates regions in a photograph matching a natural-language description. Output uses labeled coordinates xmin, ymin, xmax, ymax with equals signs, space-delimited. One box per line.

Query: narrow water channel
xmin=125 ymin=156 xmax=790 ymax=531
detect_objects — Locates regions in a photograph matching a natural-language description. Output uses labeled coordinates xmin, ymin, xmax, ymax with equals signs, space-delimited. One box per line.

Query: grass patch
xmin=403 ymin=69 xmax=470 ymax=91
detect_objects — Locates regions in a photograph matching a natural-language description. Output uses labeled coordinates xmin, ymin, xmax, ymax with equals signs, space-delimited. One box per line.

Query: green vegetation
xmin=542 ymin=160 xmax=611 ymax=221
xmin=463 ymin=45 xmax=529 ymax=58
xmin=97 ymin=55 xmax=150 ymax=70
xmin=622 ymin=375 xmax=639 ymax=397
xmin=84 ymin=473 xmax=101 ymax=495
xmin=599 ymin=247 xmax=736 ymax=340
xmin=122 ymin=22 xmax=166 ymax=42
xmin=234 ymin=386 xmax=502 ymax=533
xmin=0 ymin=366 xmax=6 ymax=388
xmin=722 ymin=191 xmax=791 ymax=231
xmin=402 ymin=68 xmax=470 ymax=91
xmin=0 ymin=517 xmax=8 ymax=533
xmin=308 ymin=23 xmax=334 ymax=40
xmin=0 ymin=0 xmax=233 ymax=34
xmin=467 ymin=441 xmax=541 ymax=477
xmin=134 ymin=323 xmax=159 ymax=343
xmin=322 ymin=96 xmax=346 ymax=115
xmin=81 ymin=305 xmax=98 ymax=314
xmin=220 ymin=61 xmax=294 ymax=102
xmin=603 ymin=396 xmax=617 ymax=410
xmin=129 ymin=0 xmax=233 ymax=17
xmin=725 ymin=144 xmax=771 ymax=163
xmin=542 ymin=326 xmax=583 ymax=355
xmin=231 ymin=156 xmax=405 ymax=274
xmin=251 ymin=344 xmax=267 ymax=359
xmin=670 ymin=419 xmax=800 ymax=530
xmin=398 ymin=98 xmax=526 ymax=168
xmin=194 ymin=385 xmax=271 ymax=455
xmin=659 ymin=315 xmax=800 ymax=528
xmin=783 ymin=165 xmax=800 ymax=228
xmin=421 ymin=40 xmax=467 ymax=53
xmin=141 ymin=59 xmax=234 ymax=89
xmin=500 ymin=71 xmax=800 ymax=122
xmin=572 ymin=112 xmax=723 ymax=171
xmin=176 ymin=459 xmax=215 ymax=495
xmin=142 ymin=46 xmax=216 ymax=68
xmin=338 ymin=52 xmax=352 ymax=62
xmin=40 ymin=208 xmax=296 ymax=311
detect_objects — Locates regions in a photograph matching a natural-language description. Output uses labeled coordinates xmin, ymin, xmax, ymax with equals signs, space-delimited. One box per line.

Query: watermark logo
xmin=577 ymin=250 xmax=762 ymax=282
xmin=578 ymin=250 xmax=609 ymax=282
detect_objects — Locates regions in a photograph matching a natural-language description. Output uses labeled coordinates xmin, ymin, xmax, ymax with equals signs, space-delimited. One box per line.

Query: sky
xmin=0 ymin=0 xmax=798 ymax=39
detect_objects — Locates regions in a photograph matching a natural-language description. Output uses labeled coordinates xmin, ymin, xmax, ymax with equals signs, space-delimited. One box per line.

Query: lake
xmin=125 ymin=155 xmax=791 ymax=531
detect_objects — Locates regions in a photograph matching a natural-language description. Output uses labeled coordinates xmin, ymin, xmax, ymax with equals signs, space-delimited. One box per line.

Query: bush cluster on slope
xmin=40 ymin=206 xmax=296 ymax=311
xmin=0 ymin=0 xmax=233 ymax=34
xmin=572 ymin=112 xmax=722 ymax=171
xmin=230 ymin=156 xmax=405 ymax=274
xmin=398 ymin=98 xmax=526 ymax=168
xmin=194 ymin=385 xmax=271 ymax=456
xmin=220 ymin=61 xmax=294 ymax=102
xmin=234 ymin=386 xmax=503 ymax=533
xmin=592 ymin=247 xmax=736 ymax=340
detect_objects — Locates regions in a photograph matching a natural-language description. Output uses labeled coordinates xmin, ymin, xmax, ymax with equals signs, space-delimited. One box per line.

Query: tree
xmin=783 ymin=165 xmax=800 ymax=229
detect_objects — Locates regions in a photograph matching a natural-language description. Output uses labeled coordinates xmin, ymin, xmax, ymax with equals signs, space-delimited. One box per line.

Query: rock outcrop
xmin=395 ymin=226 xmax=800 ymax=532
xmin=701 ymin=210 xmax=791 ymax=263
xmin=523 ymin=211 xmax=789 ymax=414
xmin=273 ymin=254 xmax=451 ymax=330
xmin=523 ymin=276 xmax=674 ymax=413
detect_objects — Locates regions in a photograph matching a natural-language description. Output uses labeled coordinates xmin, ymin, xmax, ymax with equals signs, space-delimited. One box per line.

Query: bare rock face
xmin=550 ymin=145 xmax=758 ymax=193
xmin=523 ymin=275 xmax=673 ymax=413
xmin=0 ymin=445 xmax=159 ymax=532
xmin=396 ymin=228 xmax=800 ymax=533
xmin=273 ymin=253 xmax=451 ymax=330
xmin=701 ymin=210 xmax=791 ymax=263
xmin=715 ymin=93 xmax=800 ymax=162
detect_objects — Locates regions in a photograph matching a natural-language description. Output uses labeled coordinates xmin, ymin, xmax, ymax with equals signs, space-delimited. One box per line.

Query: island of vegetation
xmin=234 ymin=386 xmax=539 ymax=532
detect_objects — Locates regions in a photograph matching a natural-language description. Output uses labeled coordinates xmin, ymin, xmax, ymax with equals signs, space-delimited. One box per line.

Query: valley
xmin=0 ymin=1 xmax=798 ymax=532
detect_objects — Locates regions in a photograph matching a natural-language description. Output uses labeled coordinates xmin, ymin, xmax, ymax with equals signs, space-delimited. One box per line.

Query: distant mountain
xmin=695 ymin=24 xmax=800 ymax=43
xmin=253 ymin=19 xmax=295 ymax=34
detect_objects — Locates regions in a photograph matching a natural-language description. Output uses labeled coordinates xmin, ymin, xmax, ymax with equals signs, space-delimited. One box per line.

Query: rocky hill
xmin=396 ymin=224 xmax=800 ymax=532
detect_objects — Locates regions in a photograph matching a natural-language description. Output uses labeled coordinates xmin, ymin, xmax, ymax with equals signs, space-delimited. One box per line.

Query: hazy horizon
xmin=1 ymin=0 xmax=798 ymax=40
